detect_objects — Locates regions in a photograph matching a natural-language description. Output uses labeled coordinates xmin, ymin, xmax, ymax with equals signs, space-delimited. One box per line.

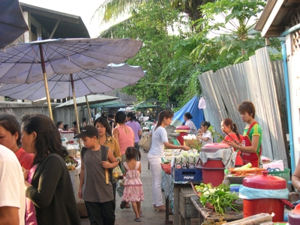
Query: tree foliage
xmin=101 ymin=1 xmax=199 ymax=106
xmin=95 ymin=0 xmax=214 ymax=23
xmin=100 ymin=0 xmax=279 ymax=108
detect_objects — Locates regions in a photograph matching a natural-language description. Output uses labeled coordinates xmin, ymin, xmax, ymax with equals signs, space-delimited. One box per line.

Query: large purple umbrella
xmin=0 ymin=0 xmax=28 ymax=48
xmin=0 ymin=38 xmax=142 ymax=120
xmin=0 ymin=63 xmax=144 ymax=130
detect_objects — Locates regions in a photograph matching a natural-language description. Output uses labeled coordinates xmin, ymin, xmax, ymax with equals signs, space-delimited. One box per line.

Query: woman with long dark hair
xmin=22 ymin=114 xmax=80 ymax=225
xmin=221 ymin=118 xmax=243 ymax=166
xmin=148 ymin=110 xmax=189 ymax=211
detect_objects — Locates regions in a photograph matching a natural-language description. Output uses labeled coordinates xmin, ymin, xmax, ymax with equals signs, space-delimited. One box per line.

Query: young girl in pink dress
xmin=123 ymin=147 xmax=144 ymax=222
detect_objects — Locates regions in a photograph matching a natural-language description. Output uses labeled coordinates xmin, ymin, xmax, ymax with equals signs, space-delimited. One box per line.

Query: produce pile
xmin=174 ymin=149 xmax=200 ymax=169
xmin=229 ymin=163 xmax=266 ymax=176
xmin=195 ymin=183 xmax=239 ymax=214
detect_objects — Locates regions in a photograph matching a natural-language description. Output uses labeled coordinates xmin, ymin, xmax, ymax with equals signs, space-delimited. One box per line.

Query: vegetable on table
xmin=194 ymin=183 xmax=239 ymax=214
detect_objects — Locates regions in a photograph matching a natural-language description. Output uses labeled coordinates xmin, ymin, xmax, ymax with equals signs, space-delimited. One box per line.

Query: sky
xmin=20 ymin=0 xmax=128 ymax=37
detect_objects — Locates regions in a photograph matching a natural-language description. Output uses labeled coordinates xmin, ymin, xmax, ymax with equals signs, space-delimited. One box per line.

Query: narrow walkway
xmin=81 ymin=150 xmax=166 ymax=225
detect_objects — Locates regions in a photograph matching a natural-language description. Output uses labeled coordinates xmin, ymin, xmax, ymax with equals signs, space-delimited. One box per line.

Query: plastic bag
xmin=138 ymin=132 xmax=152 ymax=152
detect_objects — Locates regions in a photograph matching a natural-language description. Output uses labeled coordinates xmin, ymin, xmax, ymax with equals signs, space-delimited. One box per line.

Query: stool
xmin=179 ymin=187 xmax=199 ymax=225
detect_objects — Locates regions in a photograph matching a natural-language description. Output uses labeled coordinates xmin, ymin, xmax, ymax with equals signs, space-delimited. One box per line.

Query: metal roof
xmin=55 ymin=95 xmax=118 ymax=108
xmin=255 ymin=0 xmax=300 ymax=37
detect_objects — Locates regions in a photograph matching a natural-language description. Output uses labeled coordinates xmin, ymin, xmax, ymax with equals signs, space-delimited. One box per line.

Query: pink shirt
xmin=25 ymin=165 xmax=38 ymax=225
xmin=114 ymin=125 xmax=134 ymax=155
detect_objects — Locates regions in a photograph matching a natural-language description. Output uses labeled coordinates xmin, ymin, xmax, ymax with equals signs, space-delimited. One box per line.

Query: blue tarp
xmin=172 ymin=96 xmax=205 ymax=129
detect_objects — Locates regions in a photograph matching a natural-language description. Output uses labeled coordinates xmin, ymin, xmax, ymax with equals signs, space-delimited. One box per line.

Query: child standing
xmin=123 ymin=147 xmax=144 ymax=222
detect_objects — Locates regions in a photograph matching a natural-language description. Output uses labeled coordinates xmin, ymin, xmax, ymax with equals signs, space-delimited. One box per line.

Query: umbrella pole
xmin=70 ymin=74 xmax=81 ymax=135
xmin=39 ymin=44 xmax=54 ymax=121
xmin=85 ymin=95 xmax=92 ymax=125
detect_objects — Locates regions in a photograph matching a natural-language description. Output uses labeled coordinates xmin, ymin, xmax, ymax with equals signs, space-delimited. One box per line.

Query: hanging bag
xmin=138 ymin=131 xmax=152 ymax=152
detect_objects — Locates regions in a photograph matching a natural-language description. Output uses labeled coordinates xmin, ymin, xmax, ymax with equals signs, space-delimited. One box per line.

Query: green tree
xmin=191 ymin=0 xmax=270 ymax=67
xmin=99 ymin=0 xmax=280 ymax=108
xmin=95 ymin=0 xmax=214 ymax=23
xmin=101 ymin=1 xmax=199 ymax=106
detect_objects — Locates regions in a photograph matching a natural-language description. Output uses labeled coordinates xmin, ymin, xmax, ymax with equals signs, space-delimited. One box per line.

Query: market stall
xmin=160 ymin=135 xmax=295 ymax=224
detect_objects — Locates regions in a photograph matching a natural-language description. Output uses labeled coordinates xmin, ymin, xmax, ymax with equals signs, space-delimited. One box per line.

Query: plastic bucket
xmin=244 ymin=199 xmax=284 ymax=222
xmin=202 ymin=159 xmax=224 ymax=187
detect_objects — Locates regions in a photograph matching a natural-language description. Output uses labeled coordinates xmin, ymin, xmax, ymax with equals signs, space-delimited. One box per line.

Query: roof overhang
xmin=20 ymin=2 xmax=89 ymax=38
xmin=255 ymin=0 xmax=300 ymax=37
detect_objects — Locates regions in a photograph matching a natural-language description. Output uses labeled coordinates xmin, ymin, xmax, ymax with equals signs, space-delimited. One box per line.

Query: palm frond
xmin=93 ymin=0 xmax=145 ymax=22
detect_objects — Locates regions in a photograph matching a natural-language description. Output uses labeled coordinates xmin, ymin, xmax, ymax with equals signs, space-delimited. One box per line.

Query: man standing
xmin=0 ymin=144 xmax=25 ymax=225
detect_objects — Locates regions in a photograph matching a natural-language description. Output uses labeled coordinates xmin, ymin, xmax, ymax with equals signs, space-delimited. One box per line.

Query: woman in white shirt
xmin=147 ymin=110 xmax=189 ymax=211
xmin=183 ymin=112 xmax=197 ymax=134
xmin=197 ymin=121 xmax=213 ymax=144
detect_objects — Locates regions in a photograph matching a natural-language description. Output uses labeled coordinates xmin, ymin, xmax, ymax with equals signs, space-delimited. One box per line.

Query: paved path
xmin=81 ymin=150 xmax=166 ymax=225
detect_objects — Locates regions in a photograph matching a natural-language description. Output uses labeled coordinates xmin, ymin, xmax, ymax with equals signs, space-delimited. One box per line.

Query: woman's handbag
xmin=138 ymin=131 xmax=152 ymax=152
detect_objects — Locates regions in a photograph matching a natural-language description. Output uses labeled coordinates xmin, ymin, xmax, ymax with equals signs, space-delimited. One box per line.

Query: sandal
xmin=120 ymin=201 xmax=126 ymax=209
xmin=134 ymin=218 xmax=142 ymax=222
xmin=155 ymin=205 xmax=166 ymax=212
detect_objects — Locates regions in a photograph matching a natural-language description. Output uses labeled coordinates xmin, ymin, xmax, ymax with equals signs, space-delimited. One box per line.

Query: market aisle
xmin=81 ymin=150 xmax=166 ymax=225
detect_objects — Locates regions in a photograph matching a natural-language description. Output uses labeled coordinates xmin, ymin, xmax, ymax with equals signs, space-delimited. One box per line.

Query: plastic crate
xmin=173 ymin=168 xmax=202 ymax=182
xmin=268 ymin=168 xmax=290 ymax=182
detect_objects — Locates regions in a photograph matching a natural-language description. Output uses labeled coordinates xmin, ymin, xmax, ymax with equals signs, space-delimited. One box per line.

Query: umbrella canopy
xmin=0 ymin=0 xmax=28 ymax=49
xmin=0 ymin=38 xmax=142 ymax=120
xmin=0 ymin=64 xmax=144 ymax=100
xmin=0 ymin=38 xmax=142 ymax=84
xmin=55 ymin=95 xmax=118 ymax=108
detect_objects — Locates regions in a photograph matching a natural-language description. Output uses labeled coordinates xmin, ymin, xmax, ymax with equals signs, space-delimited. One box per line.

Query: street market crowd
xmin=1 ymin=101 xmax=300 ymax=225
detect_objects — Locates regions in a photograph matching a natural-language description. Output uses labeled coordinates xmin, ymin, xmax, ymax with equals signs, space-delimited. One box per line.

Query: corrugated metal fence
xmin=198 ymin=47 xmax=288 ymax=165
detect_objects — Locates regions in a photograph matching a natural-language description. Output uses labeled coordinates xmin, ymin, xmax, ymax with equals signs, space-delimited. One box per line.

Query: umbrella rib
xmin=78 ymin=70 xmax=115 ymax=89
xmin=80 ymin=77 xmax=98 ymax=94
xmin=82 ymin=73 xmax=116 ymax=90
xmin=2 ymin=83 xmax=37 ymax=100
xmin=24 ymin=62 xmax=35 ymax=83
xmin=46 ymin=43 xmax=117 ymax=69
xmin=45 ymin=45 xmax=88 ymax=72
xmin=26 ymin=82 xmax=46 ymax=100
xmin=85 ymin=67 xmax=142 ymax=84
xmin=1 ymin=45 xmax=34 ymax=63
xmin=48 ymin=79 xmax=61 ymax=98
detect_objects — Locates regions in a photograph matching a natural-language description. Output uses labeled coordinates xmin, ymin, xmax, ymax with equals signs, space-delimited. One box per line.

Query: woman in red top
xmin=221 ymin=118 xmax=243 ymax=166
xmin=0 ymin=114 xmax=36 ymax=225
xmin=0 ymin=114 xmax=34 ymax=169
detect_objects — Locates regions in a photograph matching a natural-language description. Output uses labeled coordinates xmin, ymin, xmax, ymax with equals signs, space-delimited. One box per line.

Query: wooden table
xmin=173 ymin=183 xmax=201 ymax=225
xmin=190 ymin=195 xmax=243 ymax=224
